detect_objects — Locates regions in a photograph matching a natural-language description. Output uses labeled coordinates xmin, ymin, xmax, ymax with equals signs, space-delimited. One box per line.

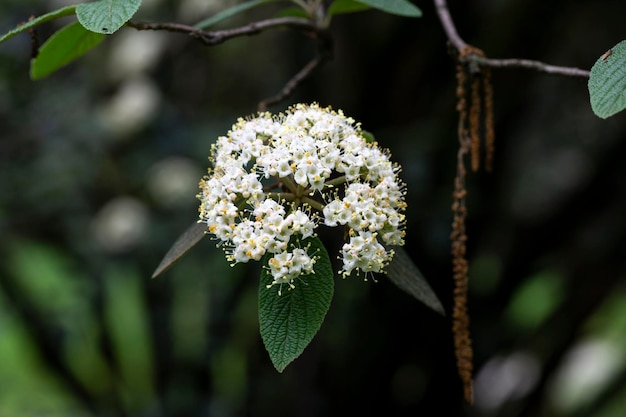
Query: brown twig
xmin=258 ymin=34 xmax=332 ymax=111
xmin=127 ymin=17 xmax=318 ymax=46
xmin=258 ymin=55 xmax=324 ymax=111
xmin=127 ymin=16 xmax=330 ymax=110
xmin=473 ymin=56 xmax=590 ymax=77
xmin=434 ymin=0 xmax=466 ymax=50
xmin=434 ymin=0 xmax=590 ymax=78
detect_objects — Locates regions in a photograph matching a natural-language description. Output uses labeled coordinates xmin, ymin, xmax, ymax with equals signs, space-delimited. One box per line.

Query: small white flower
xmin=267 ymin=248 xmax=315 ymax=284
xmin=341 ymin=231 xmax=390 ymax=277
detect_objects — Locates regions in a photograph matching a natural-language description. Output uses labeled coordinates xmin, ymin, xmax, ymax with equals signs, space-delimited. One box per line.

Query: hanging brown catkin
xmin=483 ymin=68 xmax=495 ymax=172
xmin=452 ymin=62 xmax=474 ymax=404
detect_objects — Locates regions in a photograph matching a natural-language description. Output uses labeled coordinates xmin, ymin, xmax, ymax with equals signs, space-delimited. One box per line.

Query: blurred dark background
xmin=1 ymin=0 xmax=626 ymax=416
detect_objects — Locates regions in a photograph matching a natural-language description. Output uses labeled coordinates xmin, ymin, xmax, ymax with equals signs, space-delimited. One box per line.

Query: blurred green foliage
xmin=505 ymin=270 xmax=564 ymax=330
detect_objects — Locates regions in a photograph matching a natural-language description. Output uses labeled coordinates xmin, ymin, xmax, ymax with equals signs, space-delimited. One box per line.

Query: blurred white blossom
xmin=91 ymin=197 xmax=150 ymax=253
xmin=98 ymin=76 xmax=161 ymax=137
xmin=148 ymin=157 xmax=203 ymax=208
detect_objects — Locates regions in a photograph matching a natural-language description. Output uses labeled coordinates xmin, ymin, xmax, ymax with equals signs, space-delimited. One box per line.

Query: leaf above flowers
xmin=328 ymin=0 xmax=372 ymax=16
xmin=0 ymin=6 xmax=77 ymax=45
xmin=259 ymin=236 xmax=334 ymax=372
xmin=76 ymin=0 xmax=142 ymax=34
xmin=31 ymin=21 xmax=105 ymax=79
xmin=194 ymin=0 xmax=281 ymax=29
xmin=589 ymin=39 xmax=626 ymax=119
xmin=329 ymin=0 xmax=422 ymax=17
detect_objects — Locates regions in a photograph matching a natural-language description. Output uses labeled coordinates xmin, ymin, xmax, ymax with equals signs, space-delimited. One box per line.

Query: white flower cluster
xmin=198 ymin=103 xmax=406 ymax=291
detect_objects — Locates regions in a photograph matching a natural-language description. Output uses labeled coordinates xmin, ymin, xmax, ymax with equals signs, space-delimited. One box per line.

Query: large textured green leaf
xmin=589 ymin=39 xmax=626 ymax=119
xmin=76 ymin=0 xmax=142 ymax=34
xmin=30 ymin=21 xmax=105 ymax=79
xmin=352 ymin=0 xmax=421 ymax=17
xmin=0 ymin=6 xmax=77 ymax=45
xmin=259 ymin=236 xmax=334 ymax=372
xmin=385 ymin=246 xmax=445 ymax=315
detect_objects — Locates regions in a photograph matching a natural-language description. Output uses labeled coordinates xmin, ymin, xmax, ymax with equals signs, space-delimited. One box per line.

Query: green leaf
xmin=361 ymin=129 xmax=375 ymax=143
xmin=352 ymin=0 xmax=421 ymax=17
xmin=76 ymin=0 xmax=142 ymax=34
xmin=259 ymin=236 xmax=334 ymax=372
xmin=275 ymin=6 xmax=308 ymax=19
xmin=0 ymin=6 xmax=77 ymax=45
xmin=589 ymin=40 xmax=626 ymax=119
xmin=194 ymin=0 xmax=280 ymax=29
xmin=328 ymin=0 xmax=372 ymax=16
xmin=152 ymin=222 xmax=208 ymax=278
xmin=385 ymin=246 xmax=445 ymax=315
xmin=30 ymin=21 xmax=105 ymax=79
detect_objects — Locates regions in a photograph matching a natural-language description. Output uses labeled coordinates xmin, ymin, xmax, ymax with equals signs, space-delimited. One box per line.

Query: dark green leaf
xmin=0 ymin=6 xmax=77 ymax=45
xmin=275 ymin=6 xmax=308 ymax=18
xmin=385 ymin=246 xmax=445 ymax=315
xmin=30 ymin=22 xmax=105 ymax=79
xmin=353 ymin=0 xmax=421 ymax=17
xmin=259 ymin=236 xmax=334 ymax=372
xmin=76 ymin=0 xmax=142 ymax=34
xmin=361 ymin=129 xmax=375 ymax=143
xmin=194 ymin=0 xmax=280 ymax=29
xmin=328 ymin=0 xmax=372 ymax=16
xmin=152 ymin=222 xmax=208 ymax=278
xmin=589 ymin=40 xmax=626 ymax=119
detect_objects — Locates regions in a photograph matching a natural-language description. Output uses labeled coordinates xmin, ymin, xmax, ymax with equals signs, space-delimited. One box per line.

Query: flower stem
xmin=267 ymin=192 xmax=296 ymax=203
xmin=302 ymin=196 xmax=324 ymax=212
xmin=280 ymin=175 xmax=299 ymax=194
xmin=324 ymin=175 xmax=347 ymax=188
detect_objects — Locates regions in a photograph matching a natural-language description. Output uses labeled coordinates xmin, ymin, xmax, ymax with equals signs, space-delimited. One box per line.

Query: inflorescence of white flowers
xmin=198 ymin=103 xmax=406 ymax=292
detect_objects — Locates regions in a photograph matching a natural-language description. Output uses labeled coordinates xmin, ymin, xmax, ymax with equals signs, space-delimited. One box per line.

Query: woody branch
xmin=433 ymin=0 xmax=590 ymax=78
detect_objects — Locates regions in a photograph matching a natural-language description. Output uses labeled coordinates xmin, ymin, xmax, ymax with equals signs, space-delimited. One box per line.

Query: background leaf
xmin=259 ymin=236 xmax=334 ymax=372
xmin=76 ymin=0 xmax=142 ymax=34
xmin=274 ymin=6 xmax=308 ymax=18
xmin=328 ymin=0 xmax=372 ymax=16
xmin=385 ymin=246 xmax=445 ymax=315
xmin=361 ymin=129 xmax=375 ymax=143
xmin=0 ymin=6 xmax=77 ymax=45
xmin=589 ymin=39 xmax=626 ymax=119
xmin=152 ymin=222 xmax=208 ymax=278
xmin=30 ymin=22 xmax=105 ymax=80
xmin=194 ymin=0 xmax=280 ymax=29
xmin=352 ymin=0 xmax=421 ymax=17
